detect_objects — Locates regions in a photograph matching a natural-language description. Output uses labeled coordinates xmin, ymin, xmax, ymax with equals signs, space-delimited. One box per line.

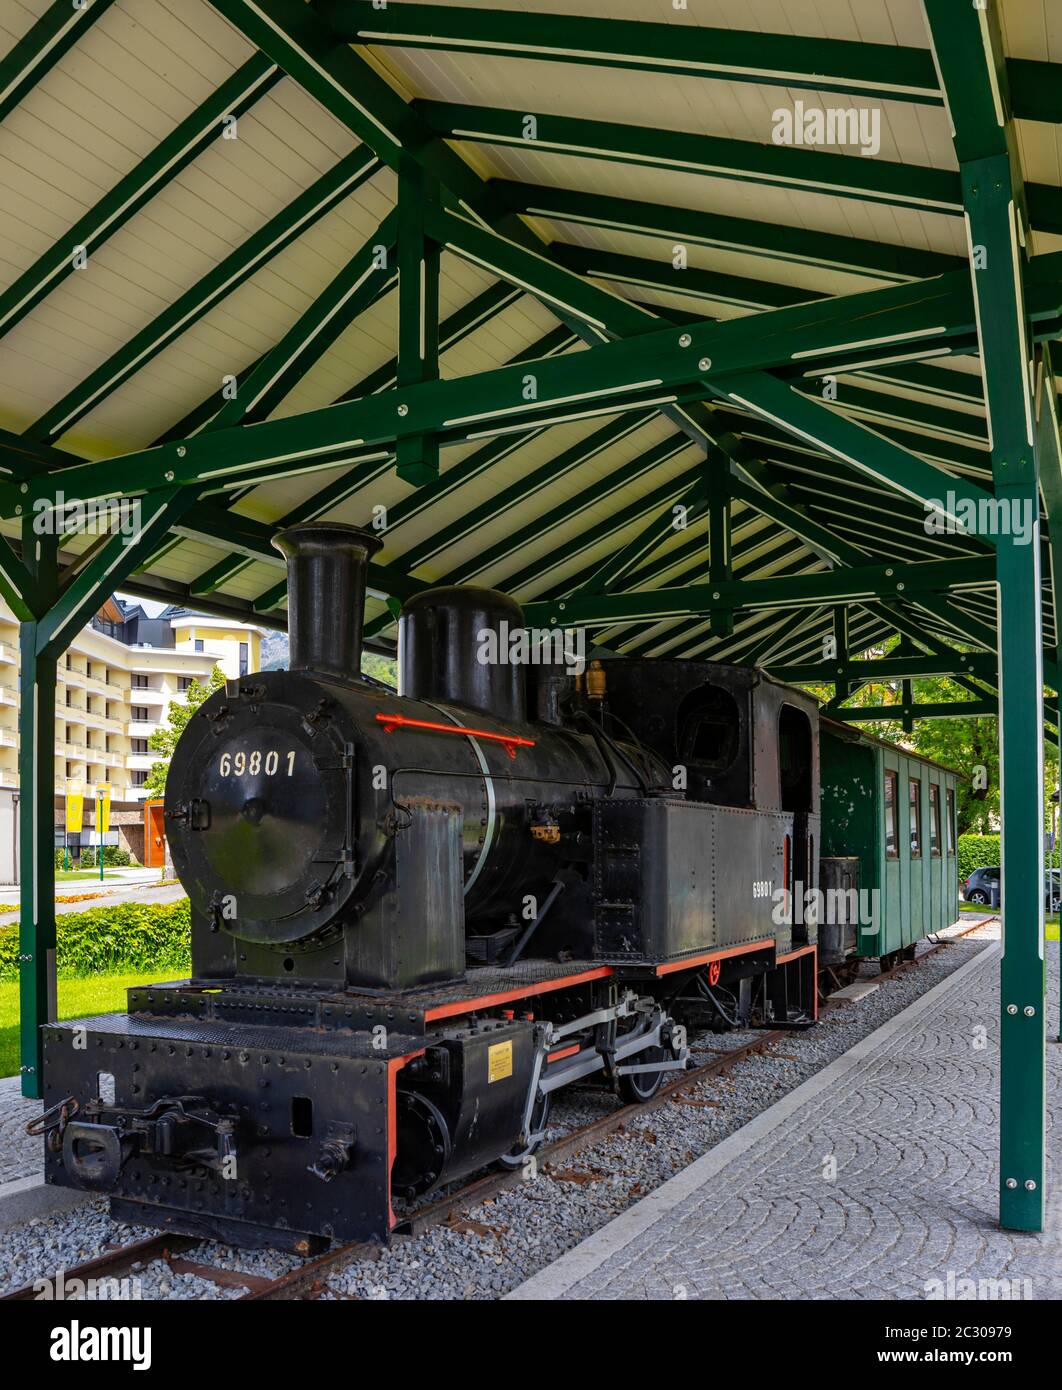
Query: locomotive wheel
xmin=392 ymin=1090 xmax=452 ymax=1200
xmin=497 ymin=1092 xmax=551 ymax=1170
xmin=618 ymin=1045 xmax=667 ymax=1103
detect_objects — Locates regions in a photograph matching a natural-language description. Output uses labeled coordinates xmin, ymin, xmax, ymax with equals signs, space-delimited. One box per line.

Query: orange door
xmin=145 ymin=801 xmax=166 ymax=868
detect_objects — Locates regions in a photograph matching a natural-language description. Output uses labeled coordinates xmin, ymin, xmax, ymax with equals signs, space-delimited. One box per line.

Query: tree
xmin=361 ymin=651 xmax=397 ymax=687
xmin=143 ymin=666 xmax=227 ymax=797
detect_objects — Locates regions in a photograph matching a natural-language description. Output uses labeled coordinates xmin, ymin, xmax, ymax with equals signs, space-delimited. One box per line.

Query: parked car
xmin=961 ymin=865 xmax=1061 ymax=911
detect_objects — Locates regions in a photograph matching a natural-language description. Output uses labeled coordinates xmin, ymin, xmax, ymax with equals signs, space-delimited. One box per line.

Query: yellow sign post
xmin=64 ymin=779 xmax=84 ymax=834
xmin=95 ymin=783 xmax=112 ymax=882
xmin=64 ymin=779 xmax=84 ymax=871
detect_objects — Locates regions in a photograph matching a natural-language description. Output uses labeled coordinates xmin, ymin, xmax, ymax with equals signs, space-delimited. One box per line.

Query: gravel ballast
xmin=0 ymin=923 xmax=999 ymax=1300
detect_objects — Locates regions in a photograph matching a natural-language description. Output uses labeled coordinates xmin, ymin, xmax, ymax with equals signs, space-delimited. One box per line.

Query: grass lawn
xmin=55 ymin=870 xmax=122 ymax=882
xmin=0 ymin=971 xmax=170 ymax=1079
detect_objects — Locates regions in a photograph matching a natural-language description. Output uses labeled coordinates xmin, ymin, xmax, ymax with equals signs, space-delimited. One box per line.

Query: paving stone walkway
xmin=0 ymin=1076 xmax=41 ymax=1185
xmin=510 ymin=941 xmax=1062 ymax=1300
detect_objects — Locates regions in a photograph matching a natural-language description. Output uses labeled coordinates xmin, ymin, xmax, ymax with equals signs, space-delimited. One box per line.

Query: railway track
xmin=4 ymin=924 xmax=993 ymax=1302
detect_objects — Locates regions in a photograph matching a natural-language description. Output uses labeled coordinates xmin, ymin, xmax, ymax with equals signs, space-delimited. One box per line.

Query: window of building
xmin=132 ymin=674 xmax=149 ymax=689
xmin=131 ymin=770 xmax=148 ymax=787
xmin=884 ymin=770 xmax=898 ymax=858
xmin=946 ymin=788 xmax=957 ymax=855
xmin=177 ymin=676 xmax=192 ymax=692
xmin=194 ymin=639 xmax=204 ymax=653
xmin=131 ymin=738 xmax=149 ymax=754
xmin=132 ymin=705 xmax=149 ymax=721
xmin=239 ymin=641 xmax=248 ymax=677
xmin=928 ymin=783 xmax=941 ymax=856
xmin=909 ymin=778 xmax=922 ymax=858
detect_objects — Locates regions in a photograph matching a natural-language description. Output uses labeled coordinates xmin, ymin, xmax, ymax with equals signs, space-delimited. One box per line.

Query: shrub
xmin=0 ymin=899 xmax=191 ymax=981
xmin=78 ymin=846 xmax=133 ymax=869
xmin=957 ymin=834 xmax=999 ymax=882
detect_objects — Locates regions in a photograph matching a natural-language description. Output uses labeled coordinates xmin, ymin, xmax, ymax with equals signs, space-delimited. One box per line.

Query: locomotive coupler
xmin=307 ymin=1121 xmax=357 ymax=1182
xmin=60 ymin=1095 xmax=240 ymax=1189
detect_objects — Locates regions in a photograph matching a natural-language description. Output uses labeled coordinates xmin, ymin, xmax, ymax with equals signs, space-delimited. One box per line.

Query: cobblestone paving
xmin=512 ymin=941 xmax=1062 ymax=1300
xmin=0 ymin=1077 xmax=41 ymax=1184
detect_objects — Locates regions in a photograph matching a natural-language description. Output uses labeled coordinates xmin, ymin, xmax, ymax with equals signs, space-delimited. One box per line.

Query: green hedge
xmin=958 ymin=833 xmax=1060 ymax=882
xmin=0 ymin=899 xmax=191 ymax=981
xmin=958 ymin=834 xmax=999 ymax=882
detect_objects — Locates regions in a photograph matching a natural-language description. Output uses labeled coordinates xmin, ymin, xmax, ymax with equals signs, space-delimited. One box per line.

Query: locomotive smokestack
xmin=273 ymin=522 xmax=382 ymax=678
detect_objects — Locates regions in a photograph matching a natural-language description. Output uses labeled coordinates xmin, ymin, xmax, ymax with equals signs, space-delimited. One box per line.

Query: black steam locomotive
xmin=40 ymin=524 xmax=820 ymax=1253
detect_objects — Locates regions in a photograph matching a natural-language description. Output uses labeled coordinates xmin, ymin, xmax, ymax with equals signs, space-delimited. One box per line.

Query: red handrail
xmin=374 ymin=712 xmax=535 ymax=759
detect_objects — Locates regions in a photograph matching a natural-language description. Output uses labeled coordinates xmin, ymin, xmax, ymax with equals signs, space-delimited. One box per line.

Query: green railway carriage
xmin=818 ymin=719 xmax=960 ymax=972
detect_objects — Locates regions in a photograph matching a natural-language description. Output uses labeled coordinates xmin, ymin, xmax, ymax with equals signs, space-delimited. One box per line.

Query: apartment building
xmin=0 ymin=597 xmax=267 ymax=882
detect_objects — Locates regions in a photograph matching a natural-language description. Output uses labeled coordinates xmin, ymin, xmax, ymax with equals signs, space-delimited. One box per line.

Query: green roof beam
xmin=522 ymin=555 xmax=995 ymax=630
xmin=209 ymin=210 xmax=398 ymax=430
xmin=320 ymin=2 xmax=941 ymax=104
xmin=495 ymin=182 xmax=963 ymax=284
xmin=0 ymin=0 xmax=118 ymax=126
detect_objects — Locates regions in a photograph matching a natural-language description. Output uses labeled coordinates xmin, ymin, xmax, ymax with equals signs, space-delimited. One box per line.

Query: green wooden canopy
xmin=0 ymin=0 xmax=1055 ymax=1233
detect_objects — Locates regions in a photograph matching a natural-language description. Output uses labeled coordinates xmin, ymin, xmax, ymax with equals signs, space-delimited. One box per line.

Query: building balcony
xmin=0 ymin=686 xmax=16 ymax=707
xmin=123 ymin=687 xmax=166 ymax=705
xmin=0 ymin=642 xmax=16 ymax=664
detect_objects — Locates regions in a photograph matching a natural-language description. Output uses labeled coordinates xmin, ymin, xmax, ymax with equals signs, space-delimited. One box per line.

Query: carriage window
xmin=946 ymin=788 xmax=957 ymax=855
xmin=676 ymin=684 xmax=740 ymax=774
xmin=884 ymin=770 xmax=898 ymax=858
xmin=909 ymin=778 xmax=922 ymax=858
xmin=778 ymin=704 xmax=813 ymax=812
xmin=928 ymin=783 xmax=941 ymax=857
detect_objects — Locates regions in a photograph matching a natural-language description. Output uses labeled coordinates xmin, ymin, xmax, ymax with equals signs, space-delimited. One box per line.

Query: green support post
xmin=18 ymin=491 xmax=198 ymax=1098
xmin=1034 ymin=345 xmax=1062 ymax=1041
xmin=831 ymin=606 xmax=849 ymax=704
xmin=968 ymin=149 xmax=1045 ymax=1230
xmin=17 ymin=525 xmax=59 ymax=1099
xmin=707 ymin=453 xmax=732 ymax=637
xmin=396 ymin=163 xmax=441 ymax=485
xmin=996 ymin=503 xmax=1045 ymax=1228
xmin=922 ymin=0 xmax=1047 ymax=1230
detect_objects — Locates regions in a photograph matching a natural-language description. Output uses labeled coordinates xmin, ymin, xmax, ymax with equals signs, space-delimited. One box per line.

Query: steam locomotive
xmin=40 ymin=523 xmax=822 ymax=1253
